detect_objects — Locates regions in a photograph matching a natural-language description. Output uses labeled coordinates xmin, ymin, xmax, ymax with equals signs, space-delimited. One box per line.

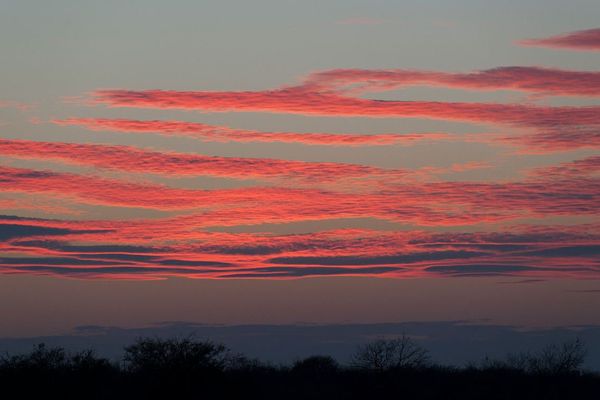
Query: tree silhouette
xmin=509 ymin=338 xmax=586 ymax=375
xmin=351 ymin=335 xmax=430 ymax=371
xmin=479 ymin=338 xmax=587 ymax=376
xmin=0 ymin=337 xmax=598 ymax=399
xmin=1 ymin=343 xmax=67 ymax=371
xmin=123 ymin=337 xmax=229 ymax=375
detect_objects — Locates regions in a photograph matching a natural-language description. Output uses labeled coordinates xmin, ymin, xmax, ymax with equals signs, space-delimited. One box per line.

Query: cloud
xmin=517 ymin=245 xmax=600 ymax=258
xmin=7 ymin=265 xmax=222 ymax=279
xmin=88 ymin=67 xmax=600 ymax=153
xmin=0 ymin=165 xmax=225 ymax=210
xmin=1 ymin=216 xmax=599 ymax=279
xmin=0 ymin=100 xmax=31 ymax=111
xmin=92 ymin=87 xmax=600 ymax=129
xmin=53 ymin=118 xmax=450 ymax=147
xmin=0 ymin=224 xmax=103 ymax=241
xmin=497 ymin=126 xmax=600 ymax=153
xmin=268 ymin=250 xmax=487 ymax=266
xmin=2 ymin=163 xmax=599 ymax=227
xmin=221 ymin=266 xmax=400 ymax=278
xmin=529 ymin=156 xmax=600 ymax=178
xmin=519 ymin=28 xmax=600 ymax=51
xmin=0 ymin=195 xmax=83 ymax=215
xmin=0 ymin=138 xmax=406 ymax=183
xmin=304 ymin=67 xmax=600 ymax=97
xmin=426 ymin=264 xmax=541 ymax=275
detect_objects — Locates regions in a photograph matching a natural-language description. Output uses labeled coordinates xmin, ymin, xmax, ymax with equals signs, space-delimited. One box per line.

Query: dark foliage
xmin=0 ymin=337 xmax=598 ymax=399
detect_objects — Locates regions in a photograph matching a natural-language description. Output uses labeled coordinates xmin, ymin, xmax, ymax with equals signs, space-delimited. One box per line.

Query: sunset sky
xmin=1 ymin=1 xmax=599 ymax=362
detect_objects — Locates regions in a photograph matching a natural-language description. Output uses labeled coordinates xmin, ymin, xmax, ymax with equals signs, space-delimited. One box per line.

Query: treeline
xmin=0 ymin=336 xmax=598 ymax=399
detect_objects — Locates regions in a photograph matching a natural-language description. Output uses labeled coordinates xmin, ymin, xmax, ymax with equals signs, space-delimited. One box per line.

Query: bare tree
xmin=527 ymin=338 xmax=586 ymax=375
xmin=352 ymin=335 xmax=430 ymax=371
xmin=482 ymin=338 xmax=587 ymax=375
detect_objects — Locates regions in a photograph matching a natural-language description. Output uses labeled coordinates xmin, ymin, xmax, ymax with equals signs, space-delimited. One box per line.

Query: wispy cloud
xmin=0 ymin=138 xmax=407 ymax=183
xmin=92 ymin=67 xmax=600 ymax=129
xmin=303 ymin=67 xmax=600 ymax=97
xmin=3 ymin=49 xmax=599 ymax=282
xmin=2 ymin=158 xmax=598 ymax=225
xmin=53 ymin=118 xmax=450 ymax=147
xmin=496 ymin=126 xmax=600 ymax=153
xmin=1 ymin=215 xmax=599 ymax=279
xmin=89 ymin=67 xmax=600 ymax=154
xmin=0 ymin=100 xmax=31 ymax=111
xmin=519 ymin=28 xmax=600 ymax=51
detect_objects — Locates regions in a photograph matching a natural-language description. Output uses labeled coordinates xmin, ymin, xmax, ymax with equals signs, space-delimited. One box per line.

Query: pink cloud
xmin=304 ymin=67 xmax=600 ymax=97
xmin=0 ymin=100 xmax=31 ymax=111
xmin=52 ymin=117 xmax=450 ymax=147
xmin=497 ymin=126 xmax=600 ymax=153
xmin=0 ymin=138 xmax=406 ymax=183
xmin=529 ymin=156 xmax=600 ymax=179
xmin=1 ymin=216 xmax=598 ymax=279
xmin=85 ymin=67 xmax=600 ymax=153
xmin=1 ymin=162 xmax=598 ymax=226
xmin=519 ymin=28 xmax=600 ymax=51
xmin=91 ymin=66 xmax=600 ymax=135
xmin=93 ymin=87 xmax=600 ymax=128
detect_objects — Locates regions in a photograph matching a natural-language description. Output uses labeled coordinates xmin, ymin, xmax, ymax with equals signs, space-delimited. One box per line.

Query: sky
xmin=1 ymin=0 xmax=599 ymax=363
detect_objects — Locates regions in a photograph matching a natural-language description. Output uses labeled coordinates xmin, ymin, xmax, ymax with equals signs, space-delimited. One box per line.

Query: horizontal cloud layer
xmin=0 ymin=138 xmax=405 ymax=183
xmin=83 ymin=66 xmax=600 ymax=153
xmin=1 ymin=155 xmax=598 ymax=226
xmin=4 ymin=54 xmax=599 ymax=282
xmin=53 ymin=118 xmax=450 ymax=146
xmin=93 ymin=87 xmax=600 ymax=129
xmin=1 ymin=215 xmax=598 ymax=279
